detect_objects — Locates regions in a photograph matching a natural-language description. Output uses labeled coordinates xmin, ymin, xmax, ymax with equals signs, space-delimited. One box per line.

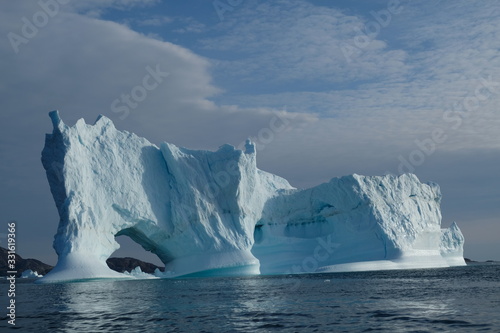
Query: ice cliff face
xmin=440 ymin=222 xmax=466 ymax=266
xmin=39 ymin=111 xmax=465 ymax=283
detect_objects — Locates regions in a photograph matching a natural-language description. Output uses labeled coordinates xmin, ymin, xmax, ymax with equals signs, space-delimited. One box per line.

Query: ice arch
xmin=39 ymin=112 xmax=465 ymax=283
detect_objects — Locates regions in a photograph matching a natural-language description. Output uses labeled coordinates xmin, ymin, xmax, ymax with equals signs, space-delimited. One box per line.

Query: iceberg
xmin=21 ymin=270 xmax=43 ymax=278
xmin=38 ymin=111 xmax=465 ymax=283
xmin=123 ymin=266 xmax=158 ymax=279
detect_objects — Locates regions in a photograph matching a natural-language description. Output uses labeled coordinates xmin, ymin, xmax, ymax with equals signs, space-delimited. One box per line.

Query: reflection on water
xmin=4 ymin=264 xmax=500 ymax=332
xmin=58 ymin=281 xmax=134 ymax=332
xmin=227 ymin=277 xmax=316 ymax=331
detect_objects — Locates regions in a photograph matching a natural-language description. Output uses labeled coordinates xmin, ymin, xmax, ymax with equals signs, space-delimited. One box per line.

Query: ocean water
xmin=2 ymin=264 xmax=499 ymax=332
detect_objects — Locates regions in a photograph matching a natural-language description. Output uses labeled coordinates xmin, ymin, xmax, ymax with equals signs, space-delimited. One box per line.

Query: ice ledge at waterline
xmin=38 ymin=111 xmax=465 ymax=283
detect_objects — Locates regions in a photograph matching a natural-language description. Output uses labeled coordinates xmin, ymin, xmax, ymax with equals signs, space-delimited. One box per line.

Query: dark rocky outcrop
xmin=0 ymin=247 xmax=53 ymax=277
xmin=106 ymin=257 xmax=164 ymax=274
xmin=1 ymin=247 xmax=164 ymax=277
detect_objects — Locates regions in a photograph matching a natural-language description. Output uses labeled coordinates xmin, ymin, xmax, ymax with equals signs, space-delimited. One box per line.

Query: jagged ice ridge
xmin=38 ymin=111 xmax=465 ymax=283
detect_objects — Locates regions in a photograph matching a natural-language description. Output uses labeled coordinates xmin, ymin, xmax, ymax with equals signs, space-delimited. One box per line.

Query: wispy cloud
xmin=201 ymin=0 xmax=410 ymax=86
xmin=136 ymin=16 xmax=174 ymax=27
xmin=172 ymin=17 xmax=206 ymax=33
xmin=67 ymin=0 xmax=160 ymax=14
xmin=204 ymin=0 xmax=500 ymax=155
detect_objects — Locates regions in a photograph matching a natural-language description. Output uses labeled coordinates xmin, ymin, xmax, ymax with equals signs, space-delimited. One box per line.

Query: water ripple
xmin=2 ymin=265 xmax=499 ymax=332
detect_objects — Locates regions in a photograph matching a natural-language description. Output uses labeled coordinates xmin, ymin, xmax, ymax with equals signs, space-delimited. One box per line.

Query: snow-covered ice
xmin=123 ymin=267 xmax=158 ymax=279
xmin=38 ymin=111 xmax=465 ymax=283
xmin=21 ymin=270 xmax=43 ymax=278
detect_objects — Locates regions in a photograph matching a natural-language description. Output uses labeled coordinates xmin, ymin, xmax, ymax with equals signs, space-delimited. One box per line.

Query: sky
xmin=0 ymin=0 xmax=499 ymax=266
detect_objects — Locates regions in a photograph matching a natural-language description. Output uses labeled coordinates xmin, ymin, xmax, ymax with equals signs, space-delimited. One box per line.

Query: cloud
xmin=205 ymin=0 xmax=500 ymax=155
xmin=134 ymin=15 xmax=206 ymax=34
xmin=136 ymin=16 xmax=174 ymax=27
xmin=202 ymin=0 xmax=410 ymax=87
xmin=65 ymin=0 xmax=160 ymax=14
xmin=172 ymin=17 xmax=206 ymax=34
xmin=1 ymin=1 xmax=314 ymax=146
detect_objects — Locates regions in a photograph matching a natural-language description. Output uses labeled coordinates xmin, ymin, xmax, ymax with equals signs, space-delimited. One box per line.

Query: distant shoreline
xmin=464 ymin=258 xmax=500 ymax=265
xmin=0 ymin=247 xmax=164 ymax=277
xmin=2 ymin=247 xmax=500 ymax=277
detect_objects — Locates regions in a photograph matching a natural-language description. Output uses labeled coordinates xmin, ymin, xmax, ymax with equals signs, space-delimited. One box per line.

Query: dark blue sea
xmin=2 ymin=264 xmax=499 ymax=332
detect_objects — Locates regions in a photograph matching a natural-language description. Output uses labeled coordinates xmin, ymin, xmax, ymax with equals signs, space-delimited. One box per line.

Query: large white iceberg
xmin=38 ymin=111 xmax=465 ymax=283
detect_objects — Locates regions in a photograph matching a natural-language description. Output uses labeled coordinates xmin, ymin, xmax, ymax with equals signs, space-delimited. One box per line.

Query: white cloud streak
xmin=203 ymin=0 xmax=410 ymax=84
